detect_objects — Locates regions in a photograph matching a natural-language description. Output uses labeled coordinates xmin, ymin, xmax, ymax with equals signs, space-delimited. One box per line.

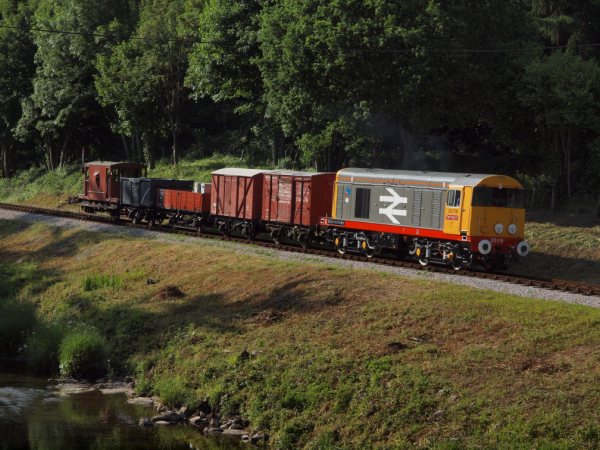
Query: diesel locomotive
xmin=77 ymin=161 xmax=530 ymax=270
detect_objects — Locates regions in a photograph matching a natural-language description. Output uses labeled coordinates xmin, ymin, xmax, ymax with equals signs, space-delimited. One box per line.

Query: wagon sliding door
xmin=293 ymin=177 xmax=310 ymax=226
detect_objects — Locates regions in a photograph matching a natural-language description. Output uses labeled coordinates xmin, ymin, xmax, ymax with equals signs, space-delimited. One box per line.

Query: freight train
xmin=77 ymin=161 xmax=530 ymax=270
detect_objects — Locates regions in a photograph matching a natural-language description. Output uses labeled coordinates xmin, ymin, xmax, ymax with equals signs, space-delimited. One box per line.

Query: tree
xmin=186 ymin=0 xmax=285 ymax=164
xmin=257 ymin=0 xmax=533 ymax=171
xmin=16 ymin=0 xmax=129 ymax=170
xmin=0 ymin=0 xmax=35 ymax=177
xmin=521 ymin=51 xmax=600 ymax=205
xmin=96 ymin=0 xmax=193 ymax=167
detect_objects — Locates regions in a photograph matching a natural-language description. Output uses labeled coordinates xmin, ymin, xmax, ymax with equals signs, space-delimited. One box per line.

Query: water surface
xmin=0 ymin=371 xmax=241 ymax=450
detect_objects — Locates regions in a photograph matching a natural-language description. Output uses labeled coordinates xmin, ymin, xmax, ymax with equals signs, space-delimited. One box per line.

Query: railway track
xmin=1 ymin=201 xmax=599 ymax=297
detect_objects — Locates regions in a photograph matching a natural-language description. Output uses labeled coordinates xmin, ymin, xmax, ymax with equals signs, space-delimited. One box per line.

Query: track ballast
xmin=1 ymin=201 xmax=598 ymax=297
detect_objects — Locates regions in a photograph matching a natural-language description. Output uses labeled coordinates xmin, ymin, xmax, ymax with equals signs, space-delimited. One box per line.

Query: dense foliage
xmin=1 ymin=0 xmax=600 ymax=212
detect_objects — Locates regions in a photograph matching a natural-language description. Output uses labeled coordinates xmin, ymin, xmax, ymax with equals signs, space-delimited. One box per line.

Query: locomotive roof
xmin=268 ymin=170 xmax=333 ymax=177
xmin=337 ymin=168 xmax=522 ymax=188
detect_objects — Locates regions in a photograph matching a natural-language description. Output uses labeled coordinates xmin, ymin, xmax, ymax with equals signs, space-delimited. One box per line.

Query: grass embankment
xmin=1 ymin=220 xmax=599 ymax=448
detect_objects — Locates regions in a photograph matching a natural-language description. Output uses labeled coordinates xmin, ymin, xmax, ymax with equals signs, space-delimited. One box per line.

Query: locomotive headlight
xmin=494 ymin=223 xmax=504 ymax=234
xmin=508 ymin=224 xmax=517 ymax=235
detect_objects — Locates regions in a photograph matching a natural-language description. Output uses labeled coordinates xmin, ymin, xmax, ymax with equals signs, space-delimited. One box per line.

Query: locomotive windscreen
xmin=472 ymin=187 xmax=524 ymax=208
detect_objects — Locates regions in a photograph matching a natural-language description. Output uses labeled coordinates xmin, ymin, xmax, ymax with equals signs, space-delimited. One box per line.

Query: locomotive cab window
xmin=472 ymin=187 xmax=524 ymax=208
xmin=354 ymin=188 xmax=371 ymax=219
xmin=447 ymin=190 xmax=461 ymax=207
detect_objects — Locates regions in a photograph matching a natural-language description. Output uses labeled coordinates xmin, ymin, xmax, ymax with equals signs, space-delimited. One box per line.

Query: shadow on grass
xmin=66 ymin=275 xmax=341 ymax=372
xmin=528 ymin=210 xmax=600 ymax=228
xmin=510 ymin=251 xmax=600 ymax=284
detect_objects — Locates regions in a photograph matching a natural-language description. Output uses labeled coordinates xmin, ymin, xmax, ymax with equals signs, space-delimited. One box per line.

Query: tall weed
xmin=59 ymin=328 xmax=108 ymax=380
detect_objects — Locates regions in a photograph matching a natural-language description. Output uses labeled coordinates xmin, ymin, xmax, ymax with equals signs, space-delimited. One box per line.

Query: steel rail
xmin=1 ymin=201 xmax=599 ymax=297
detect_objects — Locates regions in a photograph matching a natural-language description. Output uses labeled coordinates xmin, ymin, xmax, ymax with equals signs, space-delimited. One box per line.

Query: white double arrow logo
xmin=379 ymin=188 xmax=407 ymax=224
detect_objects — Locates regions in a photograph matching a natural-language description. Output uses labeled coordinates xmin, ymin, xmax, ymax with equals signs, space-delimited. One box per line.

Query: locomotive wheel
xmin=418 ymin=257 xmax=429 ymax=266
xmin=337 ymin=246 xmax=347 ymax=255
xmin=451 ymin=260 xmax=463 ymax=271
xmin=365 ymin=247 xmax=376 ymax=259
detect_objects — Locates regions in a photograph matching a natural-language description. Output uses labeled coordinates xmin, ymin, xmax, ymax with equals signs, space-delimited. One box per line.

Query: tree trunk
xmin=44 ymin=137 xmax=54 ymax=171
xmin=1 ymin=144 xmax=8 ymax=178
xmin=172 ymin=127 xmax=178 ymax=166
xmin=58 ymin=131 xmax=70 ymax=169
xmin=141 ymin=132 xmax=154 ymax=169
xmin=550 ymin=184 xmax=556 ymax=211
xmin=561 ymin=126 xmax=572 ymax=201
xmin=596 ymin=191 xmax=600 ymax=218
xmin=120 ymin=134 xmax=130 ymax=161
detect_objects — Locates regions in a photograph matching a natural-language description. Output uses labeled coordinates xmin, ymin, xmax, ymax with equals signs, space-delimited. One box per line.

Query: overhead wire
xmin=1 ymin=22 xmax=600 ymax=54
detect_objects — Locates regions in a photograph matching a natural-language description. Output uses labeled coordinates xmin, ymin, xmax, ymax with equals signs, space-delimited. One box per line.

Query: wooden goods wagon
xmin=210 ymin=168 xmax=267 ymax=220
xmin=159 ymin=185 xmax=212 ymax=214
xmin=261 ymin=171 xmax=335 ymax=227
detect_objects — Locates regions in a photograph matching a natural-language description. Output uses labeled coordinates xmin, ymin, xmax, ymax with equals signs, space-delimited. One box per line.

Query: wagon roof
xmin=337 ymin=168 xmax=521 ymax=188
xmin=212 ymin=168 xmax=268 ymax=177
xmin=85 ymin=161 xmax=146 ymax=168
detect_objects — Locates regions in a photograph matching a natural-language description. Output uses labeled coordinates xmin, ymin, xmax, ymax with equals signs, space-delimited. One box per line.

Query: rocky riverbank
xmin=49 ymin=377 xmax=266 ymax=444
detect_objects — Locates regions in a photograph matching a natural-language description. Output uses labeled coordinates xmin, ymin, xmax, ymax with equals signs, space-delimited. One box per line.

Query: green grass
xmin=81 ymin=274 xmax=124 ymax=291
xmin=0 ymin=165 xmax=81 ymax=206
xmin=2 ymin=220 xmax=600 ymax=448
xmin=147 ymin=154 xmax=252 ymax=182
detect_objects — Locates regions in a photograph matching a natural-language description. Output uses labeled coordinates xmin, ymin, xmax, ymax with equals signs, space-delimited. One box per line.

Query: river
xmin=0 ymin=369 xmax=243 ymax=450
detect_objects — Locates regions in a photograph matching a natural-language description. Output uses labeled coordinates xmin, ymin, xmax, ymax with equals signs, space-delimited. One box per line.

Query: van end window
xmin=472 ymin=187 xmax=525 ymax=208
xmin=447 ymin=190 xmax=461 ymax=207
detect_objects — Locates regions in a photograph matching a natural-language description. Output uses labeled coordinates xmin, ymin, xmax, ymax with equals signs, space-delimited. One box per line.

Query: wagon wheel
xmin=300 ymin=236 xmax=310 ymax=250
xmin=242 ymin=225 xmax=254 ymax=241
xmin=218 ymin=223 xmax=230 ymax=237
xmin=271 ymin=230 xmax=281 ymax=245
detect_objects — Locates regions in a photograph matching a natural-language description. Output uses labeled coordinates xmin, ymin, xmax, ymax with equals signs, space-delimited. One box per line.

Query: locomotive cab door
xmin=443 ymin=187 xmax=463 ymax=237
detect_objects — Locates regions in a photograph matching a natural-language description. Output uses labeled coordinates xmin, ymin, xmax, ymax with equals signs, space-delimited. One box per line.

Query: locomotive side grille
xmin=432 ymin=190 xmax=442 ymax=229
xmin=412 ymin=189 xmax=422 ymax=226
xmin=336 ymin=184 xmax=344 ymax=218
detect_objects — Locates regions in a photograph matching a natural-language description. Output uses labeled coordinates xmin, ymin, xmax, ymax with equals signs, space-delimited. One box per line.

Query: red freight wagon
xmin=159 ymin=185 xmax=212 ymax=214
xmin=262 ymin=171 xmax=336 ymax=227
xmin=210 ymin=168 xmax=267 ymax=220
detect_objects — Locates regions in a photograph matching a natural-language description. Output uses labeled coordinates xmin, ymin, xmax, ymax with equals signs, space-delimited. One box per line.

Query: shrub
xmin=0 ymin=299 xmax=37 ymax=357
xmin=27 ymin=323 xmax=64 ymax=374
xmin=59 ymin=329 xmax=108 ymax=380
xmin=153 ymin=375 xmax=192 ymax=407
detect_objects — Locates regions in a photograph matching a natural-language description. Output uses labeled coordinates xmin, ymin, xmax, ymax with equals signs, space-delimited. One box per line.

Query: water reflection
xmin=0 ymin=372 xmax=242 ymax=450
